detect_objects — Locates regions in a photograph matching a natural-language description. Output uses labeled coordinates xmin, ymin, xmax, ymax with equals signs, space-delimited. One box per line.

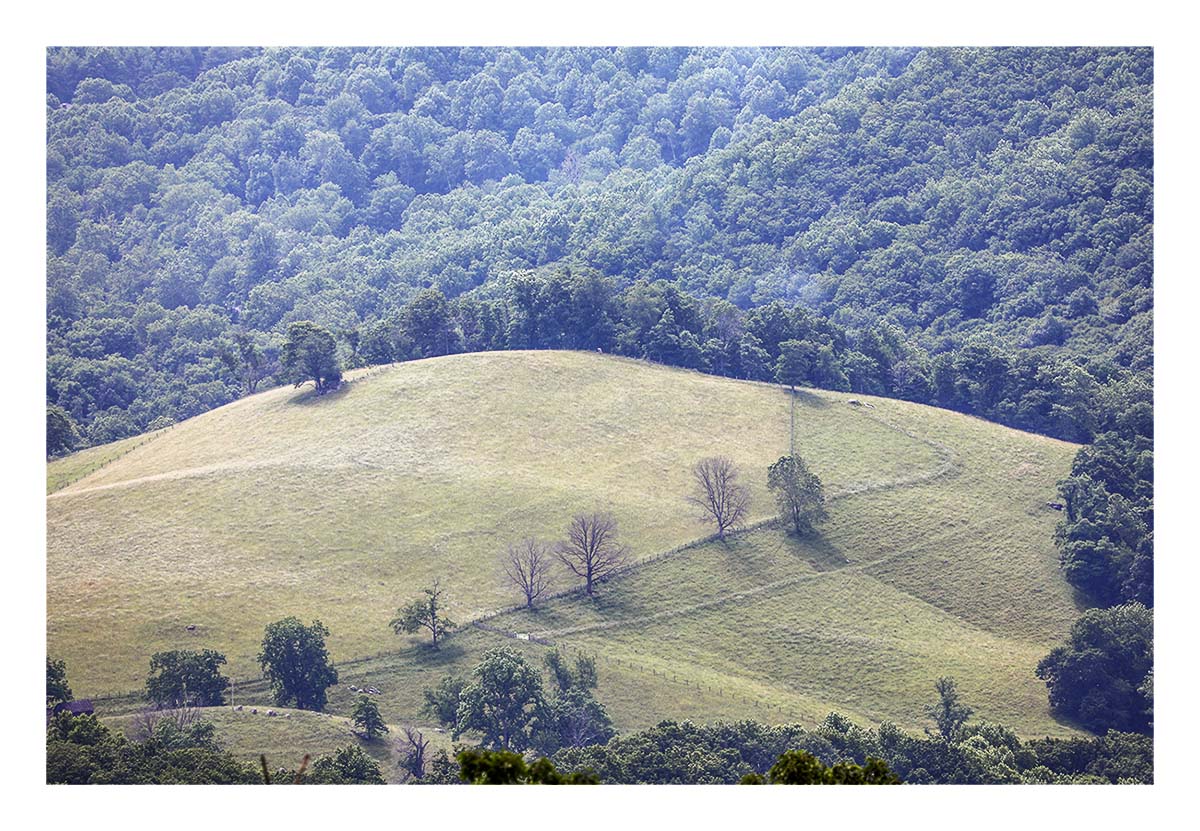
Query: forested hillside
xmin=46 ymin=47 xmax=1152 ymax=447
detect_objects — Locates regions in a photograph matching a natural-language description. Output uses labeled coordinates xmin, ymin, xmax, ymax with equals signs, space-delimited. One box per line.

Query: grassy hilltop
xmin=48 ymin=350 xmax=1082 ymax=741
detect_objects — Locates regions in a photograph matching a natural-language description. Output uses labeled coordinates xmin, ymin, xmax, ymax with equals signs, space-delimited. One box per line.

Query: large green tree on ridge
xmin=257 ymin=617 xmax=339 ymax=711
xmin=281 ymin=321 xmax=341 ymax=394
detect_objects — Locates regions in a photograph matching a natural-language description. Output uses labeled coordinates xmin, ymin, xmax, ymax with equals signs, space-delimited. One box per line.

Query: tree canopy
xmin=1036 ymin=602 xmax=1153 ymax=735
xmin=455 ymin=647 xmax=546 ymax=753
xmin=766 ymin=455 xmax=827 ymax=535
xmin=46 ymin=48 xmax=1151 ymax=458
xmin=145 ymin=649 xmax=230 ymax=708
xmin=256 ymin=617 xmax=339 ymax=711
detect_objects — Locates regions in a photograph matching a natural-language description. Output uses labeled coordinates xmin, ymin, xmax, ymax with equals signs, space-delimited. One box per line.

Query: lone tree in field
xmin=766 ymin=455 xmax=827 ymax=536
xmin=146 ymin=649 xmax=230 ymax=708
xmin=687 ymin=456 xmax=751 ymax=540
xmin=257 ymin=617 xmax=339 ymax=711
xmin=504 ymin=538 xmax=554 ymax=609
xmin=352 ymin=695 xmax=389 ymax=741
xmin=391 ymin=579 xmax=457 ymax=648
xmin=924 ymin=676 xmax=974 ymax=743
xmin=282 ymin=320 xmax=342 ymax=394
xmin=556 ymin=512 xmax=630 ymax=596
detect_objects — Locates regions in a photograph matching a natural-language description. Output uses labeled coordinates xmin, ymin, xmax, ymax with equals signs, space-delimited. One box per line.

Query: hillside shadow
xmin=288 ymin=382 xmax=353 ymax=407
xmin=774 ymin=528 xmax=850 ymax=570
xmin=792 ymin=389 xmax=830 ymax=409
xmin=406 ymin=640 xmax=467 ymax=667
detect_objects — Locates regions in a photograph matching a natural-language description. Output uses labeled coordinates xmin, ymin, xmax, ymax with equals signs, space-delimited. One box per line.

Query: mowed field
xmin=50 ymin=350 xmax=1083 ymax=747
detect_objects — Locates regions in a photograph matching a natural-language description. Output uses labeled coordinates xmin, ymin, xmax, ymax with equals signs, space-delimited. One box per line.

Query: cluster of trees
xmin=421 ymin=646 xmax=615 ymax=759
xmin=1036 ymin=602 xmax=1153 ymax=735
xmin=47 ymin=710 xmax=261 ymax=784
xmin=1055 ymin=430 xmax=1153 ymax=607
xmin=47 ymin=709 xmax=391 ymax=785
xmin=550 ymin=684 xmax=1152 ymax=785
xmin=451 ymin=746 xmax=897 ymax=785
xmin=47 ymin=47 xmax=1151 ymax=454
xmin=497 ymin=511 xmax=630 ymax=611
xmin=1035 ymin=376 xmax=1152 ymax=735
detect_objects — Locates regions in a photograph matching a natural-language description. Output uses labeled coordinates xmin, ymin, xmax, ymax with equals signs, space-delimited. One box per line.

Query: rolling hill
xmin=48 ymin=350 xmax=1082 ymax=743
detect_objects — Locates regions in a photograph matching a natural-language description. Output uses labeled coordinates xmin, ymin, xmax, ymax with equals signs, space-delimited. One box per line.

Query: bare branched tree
xmin=556 ymin=512 xmax=630 ymax=596
xmin=130 ymin=700 xmax=201 ymax=742
xmin=504 ymin=538 xmax=554 ymax=609
xmin=398 ymin=725 xmax=430 ymax=781
xmin=687 ymin=456 xmax=751 ymax=539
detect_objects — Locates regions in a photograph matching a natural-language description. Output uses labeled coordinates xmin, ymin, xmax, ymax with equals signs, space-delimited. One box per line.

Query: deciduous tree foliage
xmin=303 ymin=745 xmax=386 ymax=784
xmin=145 ymin=649 xmax=230 ymax=708
xmin=924 ymin=677 xmax=974 ymax=743
xmin=281 ymin=320 xmax=341 ymax=393
xmin=352 ymin=695 xmax=388 ymax=741
xmin=740 ymin=749 xmax=900 ymax=784
xmin=455 ymin=647 xmax=546 ymax=753
xmin=47 ymin=657 xmax=72 ymax=706
xmin=391 ymin=579 xmax=457 ymax=648
xmin=767 ymin=455 xmax=827 ymax=535
xmin=457 ymin=748 xmax=598 ymax=784
xmin=46 ymin=47 xmax=1152 ymax=461
xmin=46 ymin=712 xmax=260 ymax=784
xmin=257 ymin=617 xmax=339 ymax=711
xmin=1036 ymin=602 xmax=1153 ymax=735
xmin=47 ymin=405 xmax=83 ymax=457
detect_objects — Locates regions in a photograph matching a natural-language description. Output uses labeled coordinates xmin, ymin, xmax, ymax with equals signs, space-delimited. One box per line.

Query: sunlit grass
xmin=49 ymin=350 xmax=1081 ymax=746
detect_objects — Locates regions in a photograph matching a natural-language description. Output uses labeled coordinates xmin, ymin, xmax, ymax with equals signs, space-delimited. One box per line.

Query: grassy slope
xmin=46 ymin=428 xmax=169 ymax=494
xmin=49 ymin=350 xmax=1081 ymax=745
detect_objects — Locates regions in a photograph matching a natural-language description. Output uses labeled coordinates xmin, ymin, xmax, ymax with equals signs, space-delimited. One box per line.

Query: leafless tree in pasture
xmin=687 ymin=456 xmax=751 ymax=540
xmin=504 ymin=537 xmax=554 ymax=609
xmin=398 ymin=725 xmax=430 ymax=781
xmin=556 ymin=512 xmax=630 ymax=596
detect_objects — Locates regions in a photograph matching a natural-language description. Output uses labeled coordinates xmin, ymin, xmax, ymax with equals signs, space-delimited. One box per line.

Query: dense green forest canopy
xmin=46 ymin=46 xmax=1152 ymax=445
